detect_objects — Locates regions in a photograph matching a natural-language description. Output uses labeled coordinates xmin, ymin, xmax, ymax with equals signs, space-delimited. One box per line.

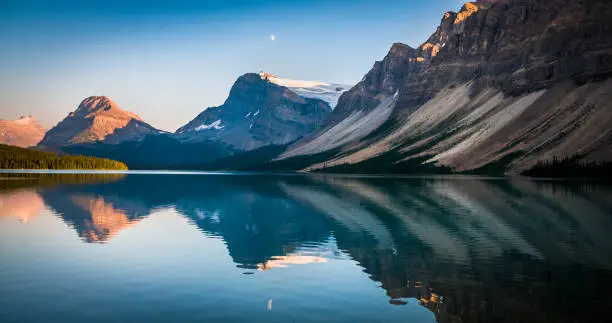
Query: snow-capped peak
xmin=258 ymin=71 xmax=350 ymax=109
xmin=259 ymin=71 xmax=329 ymax=88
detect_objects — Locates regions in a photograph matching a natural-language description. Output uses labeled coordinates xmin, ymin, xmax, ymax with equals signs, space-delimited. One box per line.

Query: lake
xmin=1 ymin=172 xmax=611 ymax=323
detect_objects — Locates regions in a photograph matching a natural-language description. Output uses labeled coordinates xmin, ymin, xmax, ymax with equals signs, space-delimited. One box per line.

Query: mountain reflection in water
xmin=1 ymin=173 xmax=611 ymax=323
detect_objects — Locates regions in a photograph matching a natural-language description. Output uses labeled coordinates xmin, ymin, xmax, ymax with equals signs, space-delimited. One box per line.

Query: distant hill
xmin=0 ymin=116 xmax=47 ymax=147
xmin=0 ymin=144 xmax=127 ymax=170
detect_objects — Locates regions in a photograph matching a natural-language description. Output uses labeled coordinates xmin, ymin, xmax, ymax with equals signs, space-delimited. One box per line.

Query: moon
xmin=270 ymin=34 xmax=276 ymax=41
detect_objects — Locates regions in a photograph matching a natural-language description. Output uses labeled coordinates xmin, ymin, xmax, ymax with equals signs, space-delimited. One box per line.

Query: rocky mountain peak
xmin=415 ymin=2 xmax=487 ymax=61
xmin=324 ymin=41 xmax=419 ymax=124
xmin=75 ymin=96 xmax=113 ymax=112
xmin=71 ymin=96 xmax=142 ymax=121
xmin=39 ymin=96 xmax=158 ymax=147
xmin=389 ymin=42 xmax=412 ymax=54
xmin=176 ymin=72 xmax=332 ymax=151
xmin=454 ymin=2 xmax=484 ymax=24
xmin=82 ymin=95 xmax=112 ymax=105
xmin=238 ymin=72 xmax=266 ymax=82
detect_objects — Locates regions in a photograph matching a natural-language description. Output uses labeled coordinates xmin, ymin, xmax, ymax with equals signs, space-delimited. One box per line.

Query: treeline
xmin=0 ymin=144 xmax=128 ymax=170
xmin=523 ymin=156 xmax=612 ymax=179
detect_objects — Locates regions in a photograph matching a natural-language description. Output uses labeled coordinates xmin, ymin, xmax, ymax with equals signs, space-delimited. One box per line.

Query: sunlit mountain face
xmin=1 ymin=173 xmax=611 ymax=323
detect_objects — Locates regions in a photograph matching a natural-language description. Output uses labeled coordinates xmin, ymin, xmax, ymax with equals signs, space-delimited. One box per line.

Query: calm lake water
xmin=1 ymin=172 xmax=611 ymax=323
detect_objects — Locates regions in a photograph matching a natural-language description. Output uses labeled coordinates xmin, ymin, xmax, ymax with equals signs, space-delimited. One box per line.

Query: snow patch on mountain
xmin=195 ymin=119 xmax=225 ymax=131
xmin=259 ymin=72 xmax=350 ymax=109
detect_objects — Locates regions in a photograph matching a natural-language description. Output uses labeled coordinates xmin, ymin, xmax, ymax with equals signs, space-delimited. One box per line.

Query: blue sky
xmin=1 ymin=0 xmax=466 ymax=131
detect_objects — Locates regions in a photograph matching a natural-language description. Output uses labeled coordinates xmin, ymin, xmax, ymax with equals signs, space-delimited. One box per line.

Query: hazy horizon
xmin=1 ymin=0 xmax=467 ymax=131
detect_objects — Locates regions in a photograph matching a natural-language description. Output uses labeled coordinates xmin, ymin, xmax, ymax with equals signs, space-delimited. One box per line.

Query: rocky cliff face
xmin=329 ymin=43 xmax=420 ymax=124
xmin=177 ymin=73 xmax=331 ymax=151
xmin=279 ymin=0 xmax=612 ymax=174
xmin=39 ymin=96 xmax=160 ymax=147
xmin=400 ymin=0 xmax=612 ymax=107
xmin=0 ymin=116 xmax=47 ymax=147
xmin=277 ymin=43 xmax=421 ymax=159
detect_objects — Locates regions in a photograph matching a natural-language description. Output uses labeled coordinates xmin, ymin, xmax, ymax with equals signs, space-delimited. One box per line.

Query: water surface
xmin=1 ymin=172 xmax=611 ymax=322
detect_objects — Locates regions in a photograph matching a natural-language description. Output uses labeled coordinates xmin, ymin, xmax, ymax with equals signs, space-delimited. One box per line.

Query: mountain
xmin=274 ymin=0 xmax=612 ymax=175
xmin=38 ymin=96 xmax=161 ymax=148
xmin=0 ymin=116 xmax=47 ymax=147
xmin=176 ymin=73 xmax=333 ymax=151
